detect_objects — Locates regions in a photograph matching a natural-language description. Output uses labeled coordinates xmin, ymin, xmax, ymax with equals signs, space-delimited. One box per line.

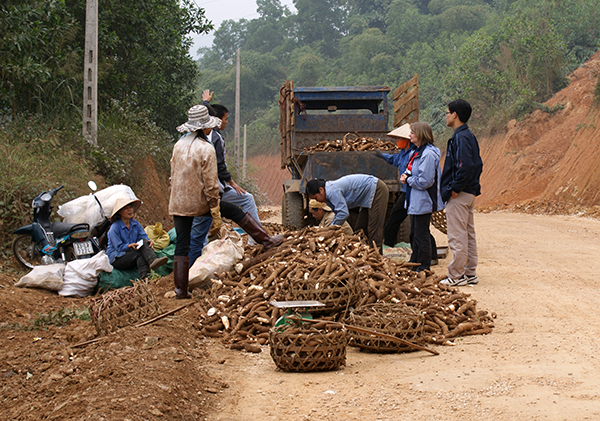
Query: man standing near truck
xmin=306 ymin=174 xmax=389 ymax=249
xmin=440 ymin=99 xmax=483 ymax=287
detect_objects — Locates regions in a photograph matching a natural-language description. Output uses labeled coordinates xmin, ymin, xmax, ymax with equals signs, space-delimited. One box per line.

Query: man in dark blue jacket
xmin=440 ymin=99 xmax=483 ymax=287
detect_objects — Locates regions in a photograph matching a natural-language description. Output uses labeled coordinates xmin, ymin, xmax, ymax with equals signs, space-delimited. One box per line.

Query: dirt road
xmin=203 ymin=211 xmax=600 ymax=421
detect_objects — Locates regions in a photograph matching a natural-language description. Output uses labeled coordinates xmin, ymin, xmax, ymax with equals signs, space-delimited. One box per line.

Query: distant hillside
xmin=477 ymin=51 xmax=600 ymax=218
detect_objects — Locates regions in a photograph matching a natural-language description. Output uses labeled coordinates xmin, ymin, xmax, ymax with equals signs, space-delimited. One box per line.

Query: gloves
xmin=374 ymin=150 xmax=385 ymax=159
xmin=208 ymin=206 xmax=222 ymax=237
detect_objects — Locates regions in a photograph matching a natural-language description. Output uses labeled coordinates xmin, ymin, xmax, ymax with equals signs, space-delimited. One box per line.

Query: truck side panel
xmin=298 ymin=151 xmax=400 ymax=194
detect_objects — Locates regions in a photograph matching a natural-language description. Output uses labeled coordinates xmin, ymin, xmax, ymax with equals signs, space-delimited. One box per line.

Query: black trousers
xmin=384 ymin=191 xmax=408 ymax=247
xmin=219 ymin=201 xmax=245 ymax=223
xmin=174 ymin=215 xmax=194 ymax=257
xmin=409 ymin=213 xmax=432 ymax=271
xmin=112 ymin=239 xmax=155 ymax=278
xmin=174 ymin=202 xmax=246 ymax=257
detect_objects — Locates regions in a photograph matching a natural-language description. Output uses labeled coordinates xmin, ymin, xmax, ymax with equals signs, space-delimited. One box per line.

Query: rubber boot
xmin=139 ymin=239 xmax=168 ymax=271
xmin=173 ymin=255 xmax=192 ymax=299
xmin=237 ymin=213 xmax=283 ymax=250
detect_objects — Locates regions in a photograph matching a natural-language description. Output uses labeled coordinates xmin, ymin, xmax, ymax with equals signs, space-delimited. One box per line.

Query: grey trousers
xmin=446 ymin=191 xmax=478 ymax=279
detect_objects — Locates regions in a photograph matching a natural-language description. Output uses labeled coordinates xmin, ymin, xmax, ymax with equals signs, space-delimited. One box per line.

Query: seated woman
xmin=106 ymin=198 xmax=168 ymax=279
xmin=309 ymin=199 xmax=353 ymax=235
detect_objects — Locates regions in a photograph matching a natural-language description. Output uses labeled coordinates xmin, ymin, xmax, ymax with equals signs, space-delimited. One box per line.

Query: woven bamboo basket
xmin=345 ymin=303 xmax=424 ymax=353
xmin=269 ymin=324 xmax=347 ymax=372
xmin=278 ymin=276 xmax=361 ymax=316
xmin=89 ymin=281 xmax=162 ymax=336
xmin=431 ymin=209 xmax=447 ymax=234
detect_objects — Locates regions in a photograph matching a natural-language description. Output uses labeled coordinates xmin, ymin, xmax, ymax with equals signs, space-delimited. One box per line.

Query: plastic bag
xmin=59 ymin=251 xmax=113 ymax=297
xmin=382 ymin=242 xmax=412 ymax=263
xmin=144 ymin=223 xmax=170 ymax=250
xmin=58 ymin=185 xmax=138 ymax=228
xmin=188 ymin=227 xmax=244 ymax=290
xmin=15 ymin=263 xmax=65 ymax=291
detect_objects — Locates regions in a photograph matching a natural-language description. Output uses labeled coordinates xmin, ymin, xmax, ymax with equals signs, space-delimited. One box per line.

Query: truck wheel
xmin=282 ymin=192 xmax=305 ymax=229
xmin=397 ymin=218 xmax=411 ymax=244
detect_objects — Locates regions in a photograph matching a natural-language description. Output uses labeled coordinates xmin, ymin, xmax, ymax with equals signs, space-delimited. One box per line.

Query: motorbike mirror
xmin=88 ymin=181 xmax=97 ymax=192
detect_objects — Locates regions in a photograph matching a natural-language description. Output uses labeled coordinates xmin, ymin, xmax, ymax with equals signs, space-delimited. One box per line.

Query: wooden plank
xmin=393 ymin=74 xmax=418 ymax=101
xmin=393 ymin=89 xmax=418 ymax=113
xmin=393 ymin=74 xmax=419 ymax=127
xmin=394 ymin=101 xmax=419 ymax=127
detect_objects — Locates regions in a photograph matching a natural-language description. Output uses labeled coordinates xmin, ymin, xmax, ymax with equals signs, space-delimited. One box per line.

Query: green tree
xmin=292 ymin=0 xmax=350 ymax=55
xmin=385 ymin=0 xmax=432 ymax=53
xmin=0 ymin=0 xmax=77 ymax=116
xmin=339 ymin=28 xmax=397 ymax=77
xmin=346 ymin=0 xmax=394 ymax=33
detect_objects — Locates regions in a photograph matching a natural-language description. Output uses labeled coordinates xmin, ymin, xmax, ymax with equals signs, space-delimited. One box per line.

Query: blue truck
xmin=279 ymin=80 xmax=418 ymax=239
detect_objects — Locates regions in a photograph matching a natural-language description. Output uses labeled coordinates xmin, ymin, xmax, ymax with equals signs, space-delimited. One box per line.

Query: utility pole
xmin=234 ymin=48 xmax=241 ymax=166
xmin=82 ymin=0 xmax=98 ymax=145
xmin=243 ymin=124 xmax=247 ymax=180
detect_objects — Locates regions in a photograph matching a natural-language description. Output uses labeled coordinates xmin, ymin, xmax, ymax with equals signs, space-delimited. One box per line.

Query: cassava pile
xmin=193 ymin=226 xmax=494 ymax=352
xmin=304 ymin=132 xmax=398 ymax=152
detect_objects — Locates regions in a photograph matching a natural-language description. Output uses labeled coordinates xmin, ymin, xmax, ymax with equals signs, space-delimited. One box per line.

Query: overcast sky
xmin=189 ymin=0 xmax=297 ymax=58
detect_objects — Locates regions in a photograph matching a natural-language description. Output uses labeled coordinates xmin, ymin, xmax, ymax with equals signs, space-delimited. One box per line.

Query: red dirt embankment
xmin=477 ymin=51 xmax=600 ymax=217
xmin=246 ymin=154 xmax=288 ymax=206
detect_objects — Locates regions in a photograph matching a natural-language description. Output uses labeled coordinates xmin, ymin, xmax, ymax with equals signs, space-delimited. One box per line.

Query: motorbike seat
xmin=51 ymin=221 xmax=90 ymax=237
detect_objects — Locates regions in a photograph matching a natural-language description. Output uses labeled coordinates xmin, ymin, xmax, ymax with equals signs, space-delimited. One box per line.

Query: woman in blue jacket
xmin=375 ymin=123 xmax=415 ymax=246
xmin=401 ymin=122 xmax=444 ymax=271
xmin=106 ymin=198 xmax=168 ymax=279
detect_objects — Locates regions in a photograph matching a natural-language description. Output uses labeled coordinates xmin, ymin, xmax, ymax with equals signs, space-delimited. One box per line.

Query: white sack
xmin=59 ymin=251 xmax=113 ymax=297
xmin=189 ymin=227 xmax=244 ymax=289
xmin=15 ymin=263 xmax=66 ymax=291
xmin=57 ymin=185 xmax=138 ymax=228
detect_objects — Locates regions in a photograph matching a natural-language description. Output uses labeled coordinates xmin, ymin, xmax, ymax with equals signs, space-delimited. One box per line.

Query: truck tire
xmin=282 ymin=191 xmax=305 ymax=229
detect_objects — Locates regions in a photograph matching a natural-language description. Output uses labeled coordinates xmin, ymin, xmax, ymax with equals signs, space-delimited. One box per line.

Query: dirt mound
xmin=0 ymin=274 xmax=226 ymax=420
xmin=477 ymin=51 xmax=600 ymax=216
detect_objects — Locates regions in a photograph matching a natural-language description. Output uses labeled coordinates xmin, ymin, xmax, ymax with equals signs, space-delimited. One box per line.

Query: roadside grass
xmin=0 ymin=306 xmax=90 ymax=332
xmin=0 ymin=102 xmax=174 ymax=261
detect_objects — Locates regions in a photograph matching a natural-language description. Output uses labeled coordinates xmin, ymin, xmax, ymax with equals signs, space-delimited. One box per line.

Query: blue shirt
xmin=106 ymin=218 xmax=149 ymax=264
xmin=325 ymin=174 xmax=378 ymax=226
xmin=380 ymin=144 xmax=416 ymax=192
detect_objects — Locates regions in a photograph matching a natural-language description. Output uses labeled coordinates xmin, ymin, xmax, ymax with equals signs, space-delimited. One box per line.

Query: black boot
xmin=139 ymin=239 xmax=168 ymax=271
xmin=237 ymin=213 xmax=283 ymax=249
xmin=173 ymin=255 xmax=191 ymax=299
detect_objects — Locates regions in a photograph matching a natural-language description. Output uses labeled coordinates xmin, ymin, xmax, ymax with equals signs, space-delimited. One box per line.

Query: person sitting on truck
xmin=309 ymin=199 xmax=353 ymax=235
xmin=306 ymin=174 xmax=389 ymax=249
xmin=374 ymin=123 xmax=415 ymax=247
xmin=400 ymin=122 xmax=444 ymax=272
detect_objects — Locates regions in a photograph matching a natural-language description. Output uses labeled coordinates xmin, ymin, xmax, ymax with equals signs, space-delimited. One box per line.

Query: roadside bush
xmin=83 ymin=97 xmax=174 ymax=188
xmin=0 ymin=114 xmax=93 ymax=254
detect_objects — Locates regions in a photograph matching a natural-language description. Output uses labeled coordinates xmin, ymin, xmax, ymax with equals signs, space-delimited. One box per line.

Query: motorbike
xmin=12 ymin=184 xmax=103 ymax=269
xmin=86 ymin=181 xmax=111 ymax=251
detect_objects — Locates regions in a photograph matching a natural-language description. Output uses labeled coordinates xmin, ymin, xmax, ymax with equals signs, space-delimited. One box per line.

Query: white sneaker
xmin=440 ymin=274 xmax=468 ymax=287
xmin=466 ymin=275 xmax=479 ymax=285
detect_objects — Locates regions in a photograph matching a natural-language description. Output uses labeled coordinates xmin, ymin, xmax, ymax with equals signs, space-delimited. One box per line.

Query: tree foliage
xmin=1 ymin=0 xmax=212 ymax=135
xmin=198 ymin=0 xmax=600 ymax=150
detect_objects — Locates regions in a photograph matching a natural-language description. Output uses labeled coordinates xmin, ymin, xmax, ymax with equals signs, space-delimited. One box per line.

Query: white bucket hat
xmin=176 ymin=105 xmax=222 ymax=133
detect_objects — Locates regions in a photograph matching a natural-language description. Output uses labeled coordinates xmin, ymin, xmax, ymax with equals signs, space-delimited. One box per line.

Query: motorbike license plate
xmin=73 ymin=241 xmax=94 ymax=256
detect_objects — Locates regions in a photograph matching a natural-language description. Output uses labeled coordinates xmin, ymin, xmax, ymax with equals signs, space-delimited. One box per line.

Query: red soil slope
xmin=477 ymin=51 xmax=600 ymax=217
xmin=246 ymin=153 xmax=288 ymax=206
